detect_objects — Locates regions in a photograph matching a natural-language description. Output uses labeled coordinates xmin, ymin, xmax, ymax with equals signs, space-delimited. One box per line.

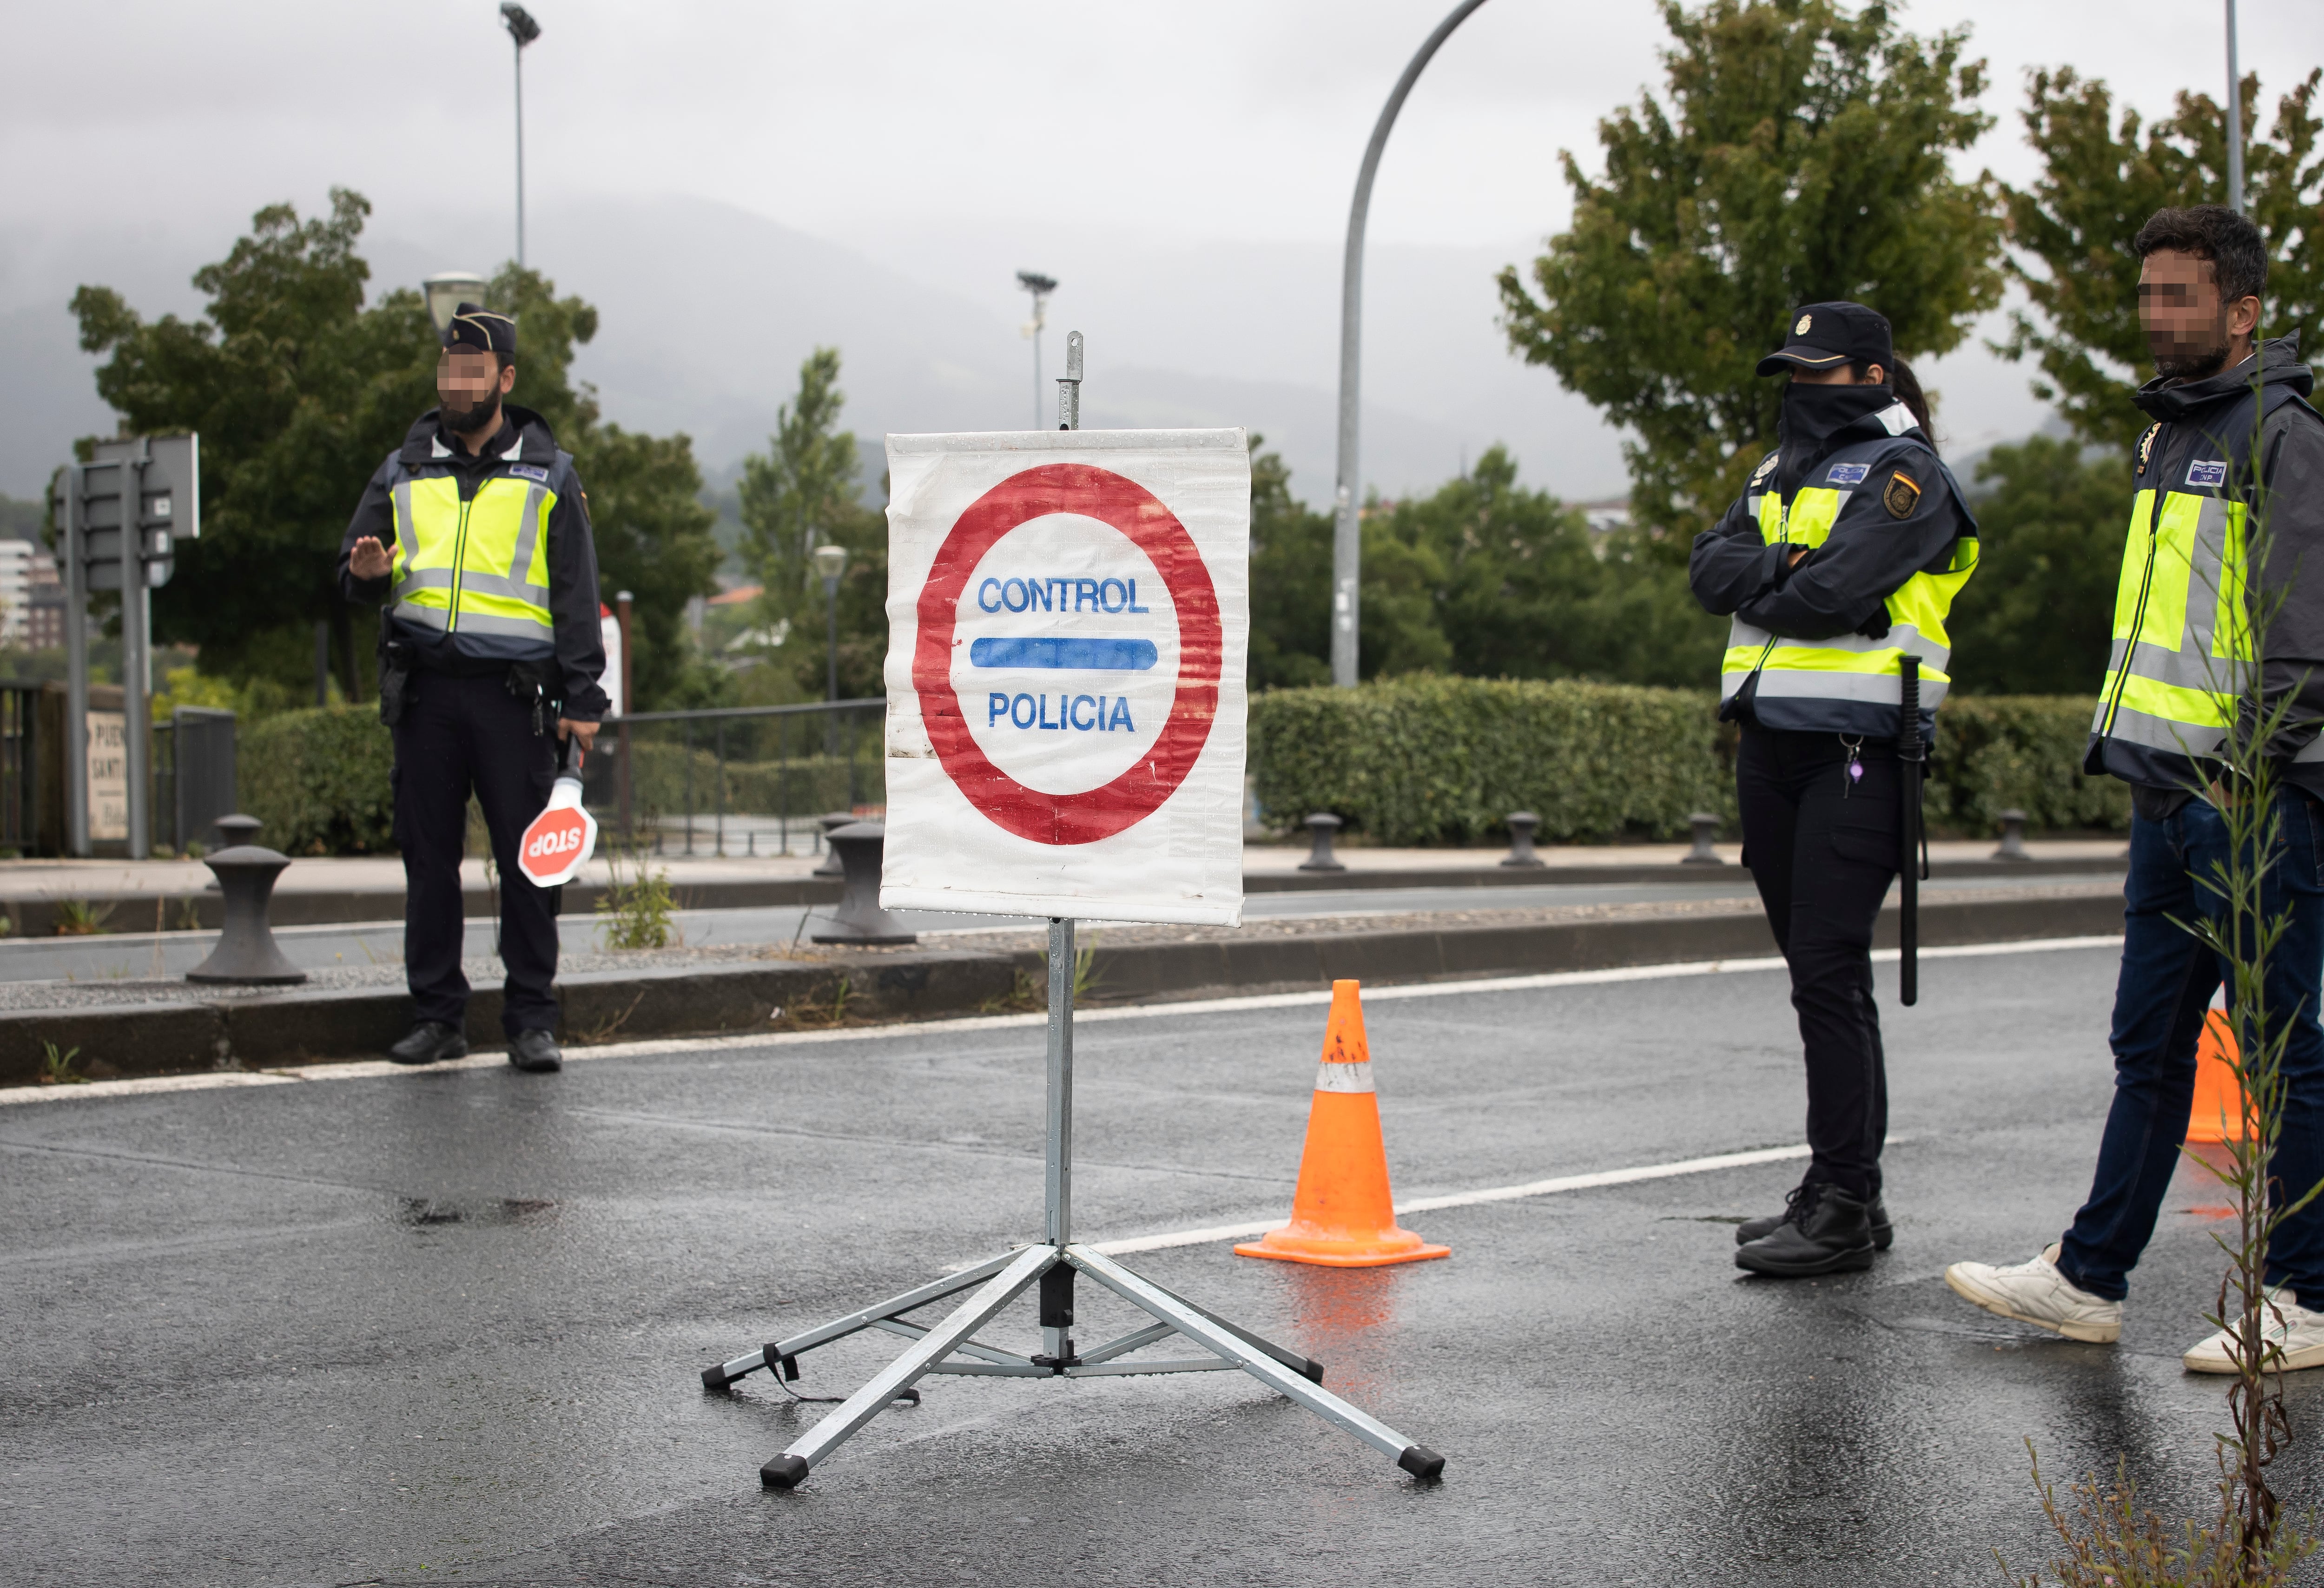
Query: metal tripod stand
xmin=700 ymin=918 xmax=1446 ymax=1488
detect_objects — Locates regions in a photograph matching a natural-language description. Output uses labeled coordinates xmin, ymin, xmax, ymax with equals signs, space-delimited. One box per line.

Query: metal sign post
xmin=53 ymin=435 xmax=198 ymax=857
xmin=699 ymin=340 xmax=1443 ymax=1490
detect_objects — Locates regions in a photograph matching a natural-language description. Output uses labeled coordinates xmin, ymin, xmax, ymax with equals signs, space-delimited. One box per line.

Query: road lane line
xmin=1087 ymin=1143 xmax=1822 ymax=1255
xmin=0 ymin=934 xmax=2121 ymax=1107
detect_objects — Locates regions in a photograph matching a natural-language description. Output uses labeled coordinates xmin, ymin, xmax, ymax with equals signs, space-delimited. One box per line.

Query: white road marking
xmin=0 ymin=934 xmax=2121 ymax=1108
xmin=1085 ymin=1143 xmax=1822 ymax=1255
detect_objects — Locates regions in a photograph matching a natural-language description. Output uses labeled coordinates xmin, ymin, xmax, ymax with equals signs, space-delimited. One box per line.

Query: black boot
xmin=507 ymin=1029 xmax=563 ymax=1073
xmin=1735 ymin=1182 xmax=1876 ymax=1277
xmin=388 ymin=1021 xmax=469 ymax=1066
xmin=1738 ymin=1186 xmax=1892 ymax=1250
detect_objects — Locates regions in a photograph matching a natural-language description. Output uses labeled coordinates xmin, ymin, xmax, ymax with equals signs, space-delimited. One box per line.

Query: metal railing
xmin=0 ymin=681 xmax=36 ymax=854
xmin=582 ymin=698 xmax=885 ymax=857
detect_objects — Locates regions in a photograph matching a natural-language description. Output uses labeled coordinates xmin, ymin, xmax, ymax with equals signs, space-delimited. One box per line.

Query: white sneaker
xmin=2182 ymin=1287 xmax=2324 ymax=1374
xmin=1945 ymin=1242 xmax=2124 ymax=1343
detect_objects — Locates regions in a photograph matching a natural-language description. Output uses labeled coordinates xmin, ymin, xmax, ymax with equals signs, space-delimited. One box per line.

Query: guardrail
xmin=582 ymin=698 xmax=885 ymax=857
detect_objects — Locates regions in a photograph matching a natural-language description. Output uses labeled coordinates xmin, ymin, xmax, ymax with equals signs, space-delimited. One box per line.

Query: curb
xmin=1 ymin=889 xmax=2123 ymax=1087
xmin=0 ymin=856 xmax=2125 ymax=937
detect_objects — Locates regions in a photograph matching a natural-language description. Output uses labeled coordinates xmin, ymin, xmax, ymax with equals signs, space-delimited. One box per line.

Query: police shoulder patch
xmin=1826 ymin=462 xmax=1870 ymax=486
xmin=1882 ymin=470 xmax=1922 ymax=519
xmin=2186 ymin=459 xmax=2229 ymax=488
xmin=507 ymin=463 xmax=550 ymax=482
xmin=2135 ymin=424 xmax=2160 ymax=477
xmin=1749 ymin=451 xmax=1779 ymax=486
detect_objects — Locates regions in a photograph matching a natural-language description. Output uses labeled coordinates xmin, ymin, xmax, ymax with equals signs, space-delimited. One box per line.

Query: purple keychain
xmin=1840 ymin=734 xmax=1864 ymax=797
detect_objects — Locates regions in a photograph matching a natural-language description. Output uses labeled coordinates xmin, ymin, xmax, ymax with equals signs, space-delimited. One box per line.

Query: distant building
xmin=0 ymin=540 xmax=28 ymax=644
xmin=1575 ymin=499 xmax=1632 ymax=535
xmin=23 ymin=548 xmax=64 ymax=651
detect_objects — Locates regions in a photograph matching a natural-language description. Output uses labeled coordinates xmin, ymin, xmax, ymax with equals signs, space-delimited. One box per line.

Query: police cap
xmin=1756 ymin=301 xmax=1893 ymax=378
xmin=442 ymin=303 xmax=517 ymax=358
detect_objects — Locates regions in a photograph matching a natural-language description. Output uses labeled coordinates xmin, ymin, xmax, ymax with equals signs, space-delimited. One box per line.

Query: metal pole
xmin=825 ymin=578 xmax=840 ymax=704
xmin=1045 ymin=917 xmax=1076 ymax=1252
xmin=1898 ymin=655 xmax=1923 ymax=1007
xmin=2224 ymin=0 xmax=2245 ymax=215
xmin=62 ymin=464 xmax=89 ymax=857
xmin=513 ymin=35 xmax=526 ymax=267
xmin=1331 ymin=0 xmax=1491 ymax=688
xmin=121 ymin=443 xmax=151 ymax=860
xmin=615 ymin=589 xmax=633 ymax=840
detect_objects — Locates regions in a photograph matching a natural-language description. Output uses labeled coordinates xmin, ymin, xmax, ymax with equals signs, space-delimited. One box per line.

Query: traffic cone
xmin=2188 ymin=1009 xmax=2254 ymax=1144
xmin=1235 ymin=981 xmax=1450 ymax=1268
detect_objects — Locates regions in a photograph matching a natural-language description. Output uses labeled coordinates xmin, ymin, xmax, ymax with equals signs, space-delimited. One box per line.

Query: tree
xmin=1246 ymin=440 xmax=1334 ymax=689
xmin=69 ymin=191 xmax=721 ymax=707
xmin=1497 ymin=0 xmax=2002 ymax=558
xmin=734 ymin=350 xmax=885 ymax=701
xmin=1944 ymin=437 xmax=2124 ymax=697
xmin=1999 ymin=68 xmax=2323 ymax=452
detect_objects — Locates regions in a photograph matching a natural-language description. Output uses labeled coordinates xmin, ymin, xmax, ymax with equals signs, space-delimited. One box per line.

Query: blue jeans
xmin=2057 ymin=791 xmax=2324 ymax=1302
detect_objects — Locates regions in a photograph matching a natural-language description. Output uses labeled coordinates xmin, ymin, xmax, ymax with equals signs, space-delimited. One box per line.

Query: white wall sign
xmin=86 ymin=710 xmax=127 ymax=841
xmin=880 ymin=428 xmax=1249 ymax=925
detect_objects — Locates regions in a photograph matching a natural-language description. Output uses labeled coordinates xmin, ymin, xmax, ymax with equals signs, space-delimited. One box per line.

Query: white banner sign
xmin=879 ymin=428 xmax=1249 ymax=925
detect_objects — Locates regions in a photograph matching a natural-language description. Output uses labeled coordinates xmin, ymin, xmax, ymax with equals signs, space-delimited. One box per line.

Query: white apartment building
xmin=0 ymin=539 xmax=30 ymax=646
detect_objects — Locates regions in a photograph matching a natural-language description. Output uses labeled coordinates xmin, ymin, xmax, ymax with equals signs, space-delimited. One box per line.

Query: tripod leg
xmin=761 ymin=1244 xmax=1056 ymax=1489
xmin=1066 ymin=1245 xmax=1443 ymax=1480
xmin=702 ymin=1248 xmax=1023 ymax=1390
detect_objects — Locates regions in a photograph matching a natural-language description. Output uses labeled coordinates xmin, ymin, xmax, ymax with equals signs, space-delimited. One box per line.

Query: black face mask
xmin=1779 ymin=380 xmax=1894 ymax=458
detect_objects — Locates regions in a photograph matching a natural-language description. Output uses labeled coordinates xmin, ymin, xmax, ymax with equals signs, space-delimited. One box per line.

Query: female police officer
xmin=1689 ymin=301 xmax=1979 ymax=1277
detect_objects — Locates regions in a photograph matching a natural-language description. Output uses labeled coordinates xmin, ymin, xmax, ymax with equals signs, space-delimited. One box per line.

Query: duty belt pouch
xmin=505 ymin=659 xmax=558 ymax=736
xmin=377 ymin=637 xmax=416 ymax=728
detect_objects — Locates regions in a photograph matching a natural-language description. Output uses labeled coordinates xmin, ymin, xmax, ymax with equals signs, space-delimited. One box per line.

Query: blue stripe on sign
xmin=970 ymin=636 xmax=1158 ymax=671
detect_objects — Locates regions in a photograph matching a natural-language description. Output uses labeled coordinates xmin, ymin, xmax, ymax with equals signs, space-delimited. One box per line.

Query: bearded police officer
xmin=1691 ymin=301 xmax=1980 ymax=1277
xmin=339 ymin=303 xmax=609 ymax=1073
xmin=1948 ymin=205 xmax=2324 ymax=1369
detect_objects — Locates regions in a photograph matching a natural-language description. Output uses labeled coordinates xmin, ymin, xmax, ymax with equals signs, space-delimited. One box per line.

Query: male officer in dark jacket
xmin=1948 ymin=205 xmax=2324 ymax=1370
xmin=338 ymin=304 xmax=609 ymax=1073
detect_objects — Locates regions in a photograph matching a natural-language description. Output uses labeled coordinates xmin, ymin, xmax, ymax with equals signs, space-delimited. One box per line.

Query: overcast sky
xmin=3 ymin=0 xmax=2318 ymax=499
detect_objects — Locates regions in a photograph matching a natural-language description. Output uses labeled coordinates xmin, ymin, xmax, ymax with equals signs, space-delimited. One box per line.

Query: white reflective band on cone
xmin=1315 ymin=1062 xmax=1375 ymax=1094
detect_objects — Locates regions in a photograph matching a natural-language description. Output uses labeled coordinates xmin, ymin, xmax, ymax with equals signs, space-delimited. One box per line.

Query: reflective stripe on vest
xmin=388 ymin=471 xmax=555 ymax=640
xmin=2089 ymin=485 xmax=2248 ymax=754
xmin=1717 ymin=440 xmax=1978 ymax=719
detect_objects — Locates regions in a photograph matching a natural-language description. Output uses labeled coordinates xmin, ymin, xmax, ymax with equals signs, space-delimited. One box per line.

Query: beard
xmin=2151 ymin=315 xmax=2232 ymax=382
xmin=440 ymin=382 xmax=503 ymax=435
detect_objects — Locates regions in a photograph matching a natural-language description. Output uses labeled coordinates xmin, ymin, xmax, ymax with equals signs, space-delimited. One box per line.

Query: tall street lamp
xmin=423 ymin=270 xmax=488 ymax=333
xmin=1017 ymin=271 xmax=1057 ymax=429
xmin=2224 ymin=0 xmax=2245 ymax=214
xmin=1330 ymin=0 xmax=1490 ymax=687
xmin=814 ymin=544 xmax=850 ymax=703
xmin=500 ymin=3 xmax=542 ymax=268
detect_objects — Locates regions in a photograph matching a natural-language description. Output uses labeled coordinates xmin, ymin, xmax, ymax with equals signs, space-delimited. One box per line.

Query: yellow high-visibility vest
xmin=1719 ymin=439 xmax=1978 ymax=736
xmin=385 ymin=465 xmax=555 ymax=644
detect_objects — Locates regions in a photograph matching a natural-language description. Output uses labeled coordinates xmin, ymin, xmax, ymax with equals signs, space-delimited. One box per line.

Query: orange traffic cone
xmin=2188 ymin=1009 xmax=2254 ymax=1144
xmin=1235 ymin=981 xmax=1450 ymax=1268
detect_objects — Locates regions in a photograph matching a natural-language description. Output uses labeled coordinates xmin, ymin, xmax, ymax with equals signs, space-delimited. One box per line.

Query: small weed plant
xmin=595 ymin=844 xmax=678 ymax=951
xmin=38 ymin=1042 xmax=86 ymax=1086
xmin=52 ymin=898 xmax=113 ymax=936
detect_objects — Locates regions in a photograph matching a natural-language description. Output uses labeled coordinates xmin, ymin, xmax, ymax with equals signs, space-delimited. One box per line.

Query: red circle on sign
xmin=914 ymin=462 xmax=1222 ymax=846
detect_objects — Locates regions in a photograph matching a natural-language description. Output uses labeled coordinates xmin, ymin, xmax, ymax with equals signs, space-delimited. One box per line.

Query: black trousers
xmin=1735 ymin=722 xmax=1903 ymax=1200
xmin=392 ymin=670 xmax=561 ymax=1037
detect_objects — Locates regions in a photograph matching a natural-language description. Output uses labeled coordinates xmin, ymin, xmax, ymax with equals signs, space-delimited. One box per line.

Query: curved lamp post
xmin=1330 ymin=0 xmax=1492 ymax=687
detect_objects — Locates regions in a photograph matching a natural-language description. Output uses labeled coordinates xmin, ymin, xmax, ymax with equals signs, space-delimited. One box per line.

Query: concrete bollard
xmin=810 ymin=822 xmax=918 ymax=945
xmin=1500 ymin=811 xmax=1545 ymax=869
xmin=1993 ymin=808 xmax=2031 ymax=862
xmin=811 ymin=811 xmax=855 ymax=878
xmin=185 ymin=821 xmax=307 ymax=985
xmin=1681 ymin=812 xmax=1724 ymax=866
xmin=1298 ymin=812 xmax=1347 ymax=873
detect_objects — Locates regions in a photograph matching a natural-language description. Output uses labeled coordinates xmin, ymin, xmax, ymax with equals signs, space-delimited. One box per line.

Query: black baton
xmin=1897 ymin=655 xmax=1923 ymax=1006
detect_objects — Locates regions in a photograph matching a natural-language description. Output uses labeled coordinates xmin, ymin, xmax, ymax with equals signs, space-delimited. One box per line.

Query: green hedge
xmin=1248 ymin=676 xmax=2127 ymax=845
xmin=240 ymin=706 xmax=397 ymax=856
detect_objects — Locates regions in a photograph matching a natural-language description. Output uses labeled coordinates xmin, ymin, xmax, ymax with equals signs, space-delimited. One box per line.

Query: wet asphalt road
xmin=5 ymin=942 xmax=2314 ymax=1588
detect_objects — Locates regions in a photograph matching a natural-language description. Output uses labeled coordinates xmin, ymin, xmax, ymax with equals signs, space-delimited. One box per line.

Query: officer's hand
xmin=558 ymin=718 xmax=599 ymax=753
xmin=349 ymin=536 xmax=393 ymax=580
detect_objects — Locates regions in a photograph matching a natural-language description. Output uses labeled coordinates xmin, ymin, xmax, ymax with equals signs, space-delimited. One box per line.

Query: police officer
xmin=339 ymin=304 xmax=609 ymax=1073
xmin=1948 ymin=205 xmax=2324 ymax=1369
xmin=1690 ymin=301 xmax=1981 ymax=1277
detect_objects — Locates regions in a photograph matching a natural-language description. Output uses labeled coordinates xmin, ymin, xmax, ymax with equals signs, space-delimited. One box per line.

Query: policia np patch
xmin=1882 ymin=470 xmax=1922 ymax=519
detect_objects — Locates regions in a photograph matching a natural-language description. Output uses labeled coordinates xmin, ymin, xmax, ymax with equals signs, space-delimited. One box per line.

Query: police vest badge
xmin=2135 ymin=424 xmax=2159 ymax=478
xmin=1882 ymin=470 xmax=1921 ymax=519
